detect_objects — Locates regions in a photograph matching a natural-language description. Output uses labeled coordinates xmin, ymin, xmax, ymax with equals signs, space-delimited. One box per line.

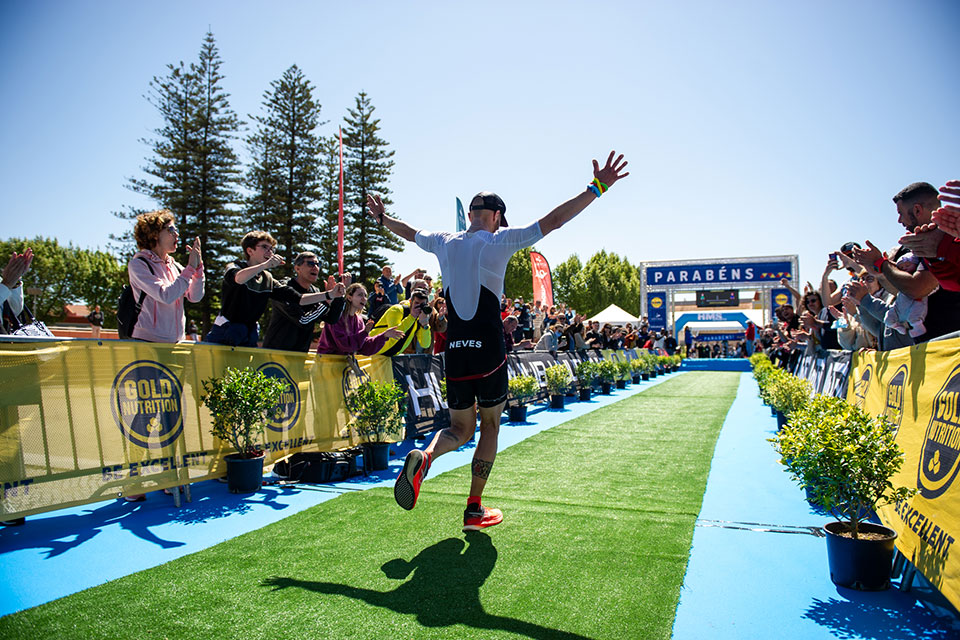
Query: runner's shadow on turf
xmin=261 ymin=531 xmax=594 ymax=640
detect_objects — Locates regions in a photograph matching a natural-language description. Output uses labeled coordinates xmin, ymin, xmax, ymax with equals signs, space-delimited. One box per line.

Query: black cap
xmin=470 ymin=192 xmax=507 ymax=227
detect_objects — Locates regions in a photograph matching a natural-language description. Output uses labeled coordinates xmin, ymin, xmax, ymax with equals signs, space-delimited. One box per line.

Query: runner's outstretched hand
xmin=593 ymin=151 xmax=630 ymax=189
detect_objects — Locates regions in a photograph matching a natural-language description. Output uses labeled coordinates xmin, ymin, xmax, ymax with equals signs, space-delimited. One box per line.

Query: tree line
xmin=109 ymin=31 xmax=398 ymax=333
xmin=3 ymin=31 xmax=644 ymax=329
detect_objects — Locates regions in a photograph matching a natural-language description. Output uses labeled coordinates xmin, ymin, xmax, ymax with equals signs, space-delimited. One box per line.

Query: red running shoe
xmin=462 ymin=504 xmax=503 ymax=532
xmin=394 ymin=449 xmax=430 ymax=510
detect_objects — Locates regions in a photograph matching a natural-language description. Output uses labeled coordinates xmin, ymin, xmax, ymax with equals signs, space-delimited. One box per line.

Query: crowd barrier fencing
xmin=0 ymin=339 xmax=392 ymax=520
xmin=776 ymin=337 xmax=960 ymax=612
xmin=0 ymin=338 xmax=649 ymax=520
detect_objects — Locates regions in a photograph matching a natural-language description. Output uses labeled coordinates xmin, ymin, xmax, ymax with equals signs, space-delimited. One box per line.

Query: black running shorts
xmin=446 ymin=363 xmax=508 ymax=410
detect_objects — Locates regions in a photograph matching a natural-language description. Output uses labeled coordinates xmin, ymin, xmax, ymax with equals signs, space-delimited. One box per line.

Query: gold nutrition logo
xmin=918 ymin=364 xmax=960 ymax=499
xmin=257 ymin=363 xmax=300 ymax=433
xmin=110 ymin=360 xmax=184 ymax=449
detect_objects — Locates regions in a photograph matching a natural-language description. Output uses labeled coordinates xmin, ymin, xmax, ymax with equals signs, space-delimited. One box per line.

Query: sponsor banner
xmin=647 ymin=292 xmax=667 ymax=330
xmin=0 ymin=340 xmax=392 ymax=519
xmin=791 ymin=348 xmax=851 ymax=398
xmin=390 ymin=349 xmax=614 ymax=433
xmin=771 ymin=288 xmax=793 ymax=310
xmin=530 ymin=251 xmax=554 ymax=309
xmin=647 ymin=261 xmax=793 ymax=287
xmin=694 ymin=333 xmax=745 ymax=343
xmin=391 ymin=354 xmax=449 ymax=438
xmin=847 ymin=338 xmax=960 ymax=610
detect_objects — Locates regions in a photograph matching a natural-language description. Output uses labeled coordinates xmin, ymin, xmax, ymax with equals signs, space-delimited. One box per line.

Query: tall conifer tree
xmin=341 ymin=92 xmax=401 ymax=285
xmin=115 ymin=31 xmax=243 ymax=331
xmin=245 ymin=65 xmax=326 ymax=280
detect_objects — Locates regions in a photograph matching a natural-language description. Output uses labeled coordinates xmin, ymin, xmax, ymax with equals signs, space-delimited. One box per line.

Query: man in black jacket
xmin=262 ymin=252 xmax=346 ymax=352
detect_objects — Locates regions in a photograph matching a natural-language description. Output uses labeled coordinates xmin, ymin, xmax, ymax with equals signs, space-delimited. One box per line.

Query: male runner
xmin=369 ymin=151 xmax=629 ymax=531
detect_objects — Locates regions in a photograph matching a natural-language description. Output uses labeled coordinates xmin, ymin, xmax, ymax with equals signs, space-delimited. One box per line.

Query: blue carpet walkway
xmin=672 ymin=373 xmax=960 ymax=639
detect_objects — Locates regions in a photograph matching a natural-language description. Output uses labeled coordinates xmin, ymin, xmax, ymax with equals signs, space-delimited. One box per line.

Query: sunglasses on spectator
xmin=297 ymin=260 xmax=320 ymax=267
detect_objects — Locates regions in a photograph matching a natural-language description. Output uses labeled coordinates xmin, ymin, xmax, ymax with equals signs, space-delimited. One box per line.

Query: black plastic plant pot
xmin=363 ymin=442 xmax=391 ymax=471
xmin=776 ymin=411 xmax=788 ymax=430
xmin=550 ymin=394 xmax=564 ymax=409
xmin=509 ymin=404 xmax=528 ymax=423
xmin=824 ymin=521 xmax=897 ymax=590
xmin=225 ymin=453 xmax=265 ymax=493
xmin=650 ymin=370 xmax=658 ymax=378
xmin=601 ymin=382 xmax=612 ymax=395
xmin=770 ymin=406 xmax=777 ymax=416
xmin=615 ymin=380 xmax=626 ymax=389
xmin=632 ymin=375 xmax=641 ymax=384
xmin=641 ymin=373 xmax=650 ymax=381
xmin=579 ymin=388 xmax=592 ymax=401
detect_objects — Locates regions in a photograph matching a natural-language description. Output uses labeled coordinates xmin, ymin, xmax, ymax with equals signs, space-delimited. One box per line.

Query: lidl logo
xmin=257 ymin=363 xmax=300 ymax=432
xmin=852 ymin=365 xmax=872 ymax=408
xmin=775 ymin=293 xmax=788 ymax=306
xmin=884 ymin=365 xmax=908 ymax=435
xmin=650 ymin=297 xmax=663 ymax=309
xmin=111 ymin=360 xmax=183 ymax=449
xmin=918 ymin=365 xmax=960 ymax=499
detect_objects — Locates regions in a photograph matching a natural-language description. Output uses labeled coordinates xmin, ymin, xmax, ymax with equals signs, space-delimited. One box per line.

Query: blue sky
xmin=2 ymin=0 xmax=958 ymax=300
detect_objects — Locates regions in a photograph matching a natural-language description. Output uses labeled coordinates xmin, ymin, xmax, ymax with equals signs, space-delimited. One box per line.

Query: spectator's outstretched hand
xmin=827 ymin=305 xmax=843 ymax=320
xmin=845 ymin=280 xmax=869 ymax=303
xmin=841 ymin=295 xmax=859 ymax=316
xmin=187 ymin=237 xmax=202 ymax=269
xmin=383 ymin=326 xmax=405 ymax=340
xmin=593 ymin=151 xmax=630 ymax=189
xmin=836 ymin=251 xmax=863 ymax=275
xmin=932 ymin=180 xmax=960 ymax=238
xmin=851 ymin=241 xmax=883 ymax=268
xmin=1 ymin=248 xmax=33 ymax=287
xmin=332 ymin=283 xmax=346 ymax=298
xmin=899 ymin=224 xmax=945 ymax=258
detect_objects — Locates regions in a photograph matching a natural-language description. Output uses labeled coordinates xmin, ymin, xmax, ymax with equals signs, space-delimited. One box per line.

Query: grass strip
xmin=0 ymin=372 xmax=740 ymax=640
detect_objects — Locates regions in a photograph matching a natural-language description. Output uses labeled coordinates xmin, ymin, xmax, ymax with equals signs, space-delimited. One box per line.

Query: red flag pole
xmin=338 ymin=126 xmax=344 ymax=278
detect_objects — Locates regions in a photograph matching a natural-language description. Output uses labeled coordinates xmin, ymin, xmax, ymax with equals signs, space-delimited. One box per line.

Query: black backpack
xmin=117 ymin=256 xmax=154 ymax=339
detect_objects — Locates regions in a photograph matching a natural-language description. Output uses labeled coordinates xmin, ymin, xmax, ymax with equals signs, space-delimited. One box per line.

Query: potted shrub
xmin=656 ymin=355 xmax=671 ymax=375
xmin=671 ymin=354 xmax=682 ymax=371
xmin=771 ymin=395 xmax=915 ymax=590
xmin=646 ymin=352 xmax=658 ymax=378
xmin=545 ymin=364 xmax=572 ymax=409
xmin=597 ymin=359 xmax=618 ymax=394
xmin=507 ymin=374 xmax=538 ymax=422
xmin=575 ymin=361 xmax=596 ymax=401
xmin=639 ymin=353 xmax=655 ymax=380
xmin=768 ymin=371 xmax=812 ymax=430
xmin=629 ymin=358 xmax=643 ymax=384
xmin=201 ymin=366 xmax=288 ymax=494
xmin=614 ymin=360 xmax=631 ymax=389
xmin=347 ymin=378 xmax=407 ymax=471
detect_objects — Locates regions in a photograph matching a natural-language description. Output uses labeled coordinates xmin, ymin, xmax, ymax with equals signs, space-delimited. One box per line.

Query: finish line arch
xmin=639 ymin=254 xmax=799 ymax=337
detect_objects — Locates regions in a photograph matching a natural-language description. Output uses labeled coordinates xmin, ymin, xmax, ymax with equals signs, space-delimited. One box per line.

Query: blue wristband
xmin=587 ymin=184 xmax=601 ymax=198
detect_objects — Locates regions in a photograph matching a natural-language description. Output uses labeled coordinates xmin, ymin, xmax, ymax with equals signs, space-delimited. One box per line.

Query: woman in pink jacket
xmin=127 ymin=210 xmax=204 ymax=343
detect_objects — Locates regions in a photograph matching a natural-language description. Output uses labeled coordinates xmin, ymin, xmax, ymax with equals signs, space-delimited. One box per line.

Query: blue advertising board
xmin=647 ymin=291 xmax=667 ymax=330
xmin=646 ymin=261 xmax=793 ymax=287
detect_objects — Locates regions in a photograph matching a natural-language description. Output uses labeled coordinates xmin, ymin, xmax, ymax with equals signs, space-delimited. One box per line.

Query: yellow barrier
xmin=846 ymin=336 xmax=960 ymax=609
xmin=0 ymin=340 xmax=392 ymax=519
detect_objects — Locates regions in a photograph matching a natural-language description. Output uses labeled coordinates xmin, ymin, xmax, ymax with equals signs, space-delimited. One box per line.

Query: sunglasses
xmin=298 ymin=260 xmax=320 ymax=267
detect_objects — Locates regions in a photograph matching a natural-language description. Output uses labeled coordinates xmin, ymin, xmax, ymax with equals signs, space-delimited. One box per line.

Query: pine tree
xmin=341 ymin=92 xmax=402 ymax=285
xmin=114 ymin=31 xmax=243 ymax=332
xmin=245 ymin=65 xmax=326 ymax=280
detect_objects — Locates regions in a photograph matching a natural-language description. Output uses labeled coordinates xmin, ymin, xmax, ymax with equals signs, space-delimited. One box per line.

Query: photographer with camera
xmin=369 ymin=288 xmax=434 ymax=355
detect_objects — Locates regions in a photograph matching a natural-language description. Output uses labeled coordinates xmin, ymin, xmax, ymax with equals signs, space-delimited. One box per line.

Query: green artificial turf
xmin=0 ymin=372 xmax=740 ymax=640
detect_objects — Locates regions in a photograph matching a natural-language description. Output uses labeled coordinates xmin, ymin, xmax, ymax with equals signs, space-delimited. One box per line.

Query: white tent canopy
xmin=684 ymin=321 xmax=745 ymax=337
xmin=588 ymin=304 xmax=639 ymax=326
